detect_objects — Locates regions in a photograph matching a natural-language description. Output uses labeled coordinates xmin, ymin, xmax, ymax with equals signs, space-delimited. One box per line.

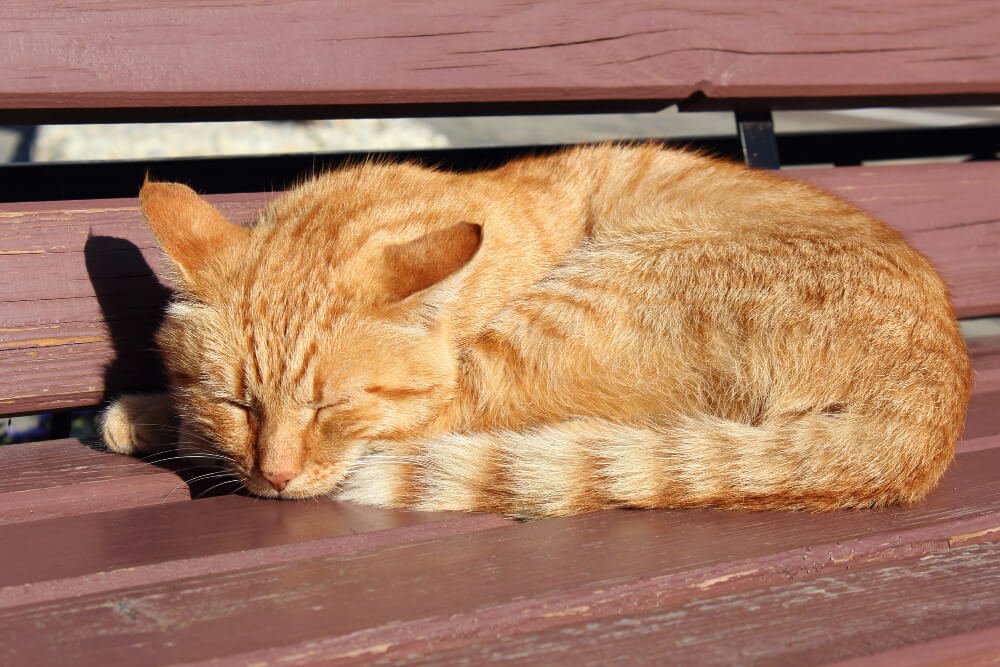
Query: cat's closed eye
xmin=221 ymin=399 xmax=252 ymax=412
xmin=312 ymin=398 xmax=351 ymax=414
xmin=363 ymin=384 xmax=439 ymax=399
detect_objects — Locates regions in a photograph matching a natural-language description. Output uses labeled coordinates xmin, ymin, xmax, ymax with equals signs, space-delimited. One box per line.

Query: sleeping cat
xmin=101 ymin=144 xmax=971 ymax=517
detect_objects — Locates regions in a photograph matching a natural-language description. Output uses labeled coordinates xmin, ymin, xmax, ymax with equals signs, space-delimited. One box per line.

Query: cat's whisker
xmin=107 ymin=422 xmax=182 ymax=437
xmin=161 ymin=453 xmax=233 ymax=462
xmin=173 ymin=441 xmax=239 ymax=458
xmin=195 ymin=477 xmax=244 ymax=499
xmin=137 ymin=448 xmax=237 ymax=463
xmin=140 ymin=455 xmax=233 ymax=468
xmin=175 ymin=451 xmax=239 ymax=464
xmin=179 ymin=434 xmax=232 ymax=451
xmin=180 ymin=469 xmax=241 ymax=487
xmin=112 ymin=422 xmax=223 ymax=450
xmin=160 ymin=471 xmax=240 ymax=503
xmin=98 ymin=413 xmax=235 ymax=458
xmin=177 ymin=429 xmax=220 ymax=445
xmin=133 ymin=442 xmax=228 ymax=456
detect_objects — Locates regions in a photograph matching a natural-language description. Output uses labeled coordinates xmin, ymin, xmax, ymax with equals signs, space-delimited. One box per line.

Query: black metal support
xmin=0 ymin=125 xmax=996 ymax=202
xmin=49 ymin=411 xmax=74 ymax=439
xmin=6 ymin=125 xmax=38 ymax=163
xmin=736 ymin=110 xmax=781 ymax=169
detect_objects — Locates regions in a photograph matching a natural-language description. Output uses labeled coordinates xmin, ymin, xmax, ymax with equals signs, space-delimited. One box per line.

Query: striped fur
xmin=102 ymin=144 xmax=971 ymax=517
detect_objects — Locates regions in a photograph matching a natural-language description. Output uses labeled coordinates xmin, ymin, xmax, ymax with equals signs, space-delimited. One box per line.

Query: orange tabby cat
xmin=101 ymin=144 xmax=971 ymax=517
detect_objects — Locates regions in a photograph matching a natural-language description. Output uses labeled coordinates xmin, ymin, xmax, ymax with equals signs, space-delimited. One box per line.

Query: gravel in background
xmin=32 ymin=119 xmax=449 ymax=161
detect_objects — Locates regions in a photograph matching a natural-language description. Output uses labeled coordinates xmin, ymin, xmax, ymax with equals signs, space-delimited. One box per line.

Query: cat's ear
xmin=382 ymin=222 xmax=482 ymax=301
xmin=139 ymin=180 xmax=249 ymax=288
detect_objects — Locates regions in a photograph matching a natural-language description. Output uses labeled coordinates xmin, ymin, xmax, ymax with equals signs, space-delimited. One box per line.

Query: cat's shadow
xmin=83 ymin=234 xmax=241 ymax=499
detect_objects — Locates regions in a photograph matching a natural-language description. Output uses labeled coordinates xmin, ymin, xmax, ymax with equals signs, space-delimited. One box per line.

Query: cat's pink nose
xmin=262 ymin=469 xmax=297 ymax=492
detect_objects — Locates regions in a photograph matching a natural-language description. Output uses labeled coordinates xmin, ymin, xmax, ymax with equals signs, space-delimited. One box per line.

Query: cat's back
xmin=479 ymin=144 xmax=968 ymax=432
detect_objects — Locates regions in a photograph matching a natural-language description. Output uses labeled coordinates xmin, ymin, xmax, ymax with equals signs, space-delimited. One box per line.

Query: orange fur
xmin=102 ymin=144 xmax=971 ymax=517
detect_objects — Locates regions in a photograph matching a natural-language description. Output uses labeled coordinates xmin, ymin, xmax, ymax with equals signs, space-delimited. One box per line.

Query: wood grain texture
xmin=0 ymin=494 xmax=511 ymax=609
xmin=970 ymin=336 xmax=1000 ymax=394
xmin=961 ymin=390 xmax=1000 ymax=450
xmin=0 ymin=195 xmax=270 ymax=414
xmin=381 ymin=543 xmax=1000 ymax=667
xmin=1 ymin=161 xmax=998 ymax=415
xmin=2 ymin=445 xmax=999 ymax=665
xmin=1 ymin=1 xmax=999 ymax=122
xmin=828 ymin=626 xmax=1000 ymax=667
xmin=0 ymin=439 xmax=188 ymax=525
xmin=790 ymin=161 xmax=1000 ymax=319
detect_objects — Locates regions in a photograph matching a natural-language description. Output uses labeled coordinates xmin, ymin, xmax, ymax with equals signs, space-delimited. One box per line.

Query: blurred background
xmin=5 ymin=106 xmax=1000 ymax=162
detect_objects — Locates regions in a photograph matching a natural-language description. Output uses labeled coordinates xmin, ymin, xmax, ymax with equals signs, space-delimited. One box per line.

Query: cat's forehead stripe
xmin=287 ymin=338 xmax=318 ymax=391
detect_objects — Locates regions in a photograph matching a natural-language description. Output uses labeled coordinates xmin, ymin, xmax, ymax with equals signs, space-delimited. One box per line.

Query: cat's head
xmin=139 ymin=176 xmax=481 ymax=498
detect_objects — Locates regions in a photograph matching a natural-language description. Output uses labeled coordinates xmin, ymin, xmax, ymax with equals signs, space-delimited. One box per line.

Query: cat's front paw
xmin=99 ymin=393 xmax=177 ymax=455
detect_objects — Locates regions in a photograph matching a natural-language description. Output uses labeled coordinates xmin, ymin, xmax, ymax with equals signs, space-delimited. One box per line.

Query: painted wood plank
xmin=0 ymin=439 xmax=188 ymax=524
xmin=961 ymin=389 xmax=1000 ymax=450
xmin=0 ymin=195 xmax=269 ymax=414
xmin=971 ymin=335 xmax=1000 ymax=394
xmin=791 ymin=161 xmax=1000 ymax=319
xmin=1 ymin=1 xmax=999 ymax=122
xmin=374 ymin=543 xmax=1000 ymax=667
xmin=2 ymin=160 xmax=998 ymax=414
xmin=0 ymin=495 xmax=511 ymax=609
xmin=1 ymin=446 xmax=999 ymax=665
xmin=826 ymin=625 xmax=1000 ymax=667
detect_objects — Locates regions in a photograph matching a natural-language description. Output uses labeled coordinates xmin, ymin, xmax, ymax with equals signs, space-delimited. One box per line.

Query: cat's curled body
xmin=102 ymin=144 xmax=971 ymax=517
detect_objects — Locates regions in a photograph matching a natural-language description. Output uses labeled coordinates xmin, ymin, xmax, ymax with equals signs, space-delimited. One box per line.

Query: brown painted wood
xmin=1 ymin=1 xmax=999 ymax=123
xmin=0 ymin=4 xmax=996 ymax=662
xmin=971 ymin=336 xmax=1000 ymax=395
xmin=1 ymin=446 xmax=999 ymax=665
xmin=0 ymin=439 xmax=188 ymax=524
xmin=0 ymin=194 xmax=270 ymax=414
xmin=827 ymin=626 xmax=1000 ymax=667
xmin=790 ymin=161 xmax=1000 ymax=319
xmin=2 ymin=161 xmax=999 ymax=415
xmin=380 ymin=543 xmax=1000 ymax=667
xmin=0 ymin=494 xmax=511 ymax=609
xmin=961 ymin=390 xmax=1000 ymax=450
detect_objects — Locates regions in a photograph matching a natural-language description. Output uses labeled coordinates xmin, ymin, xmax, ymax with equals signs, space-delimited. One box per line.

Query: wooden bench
xmin=2 ymin=2 xmax=1000 ymax=663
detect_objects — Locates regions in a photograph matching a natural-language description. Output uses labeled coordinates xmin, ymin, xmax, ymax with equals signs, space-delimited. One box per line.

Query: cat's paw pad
xmin=99 ymin=394 xmax=176 ymax=455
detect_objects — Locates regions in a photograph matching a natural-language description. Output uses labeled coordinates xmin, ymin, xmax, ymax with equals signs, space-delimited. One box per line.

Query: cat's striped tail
xmin=336 ymin=414 xmax=957 ymax=517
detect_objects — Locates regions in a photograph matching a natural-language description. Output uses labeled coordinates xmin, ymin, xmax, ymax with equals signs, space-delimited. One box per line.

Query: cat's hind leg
xmin=99 ymin=392 xmax=177 ymax=455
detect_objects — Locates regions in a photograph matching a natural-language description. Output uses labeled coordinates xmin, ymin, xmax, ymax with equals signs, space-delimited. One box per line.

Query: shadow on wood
xmin=84 ymin=234 xmax=170 ymax=404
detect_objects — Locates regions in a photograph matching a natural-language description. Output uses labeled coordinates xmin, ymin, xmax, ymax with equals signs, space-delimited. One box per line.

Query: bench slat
xmin=827 ymin=626 xmax=1000 ymax=667
xmin=386 ymin=543 xmax=1000 ymax=667
xmin=793 ymin=162 xmax=1000 ymax=319
xmin=2 ymin=444 xmax=999 ymax=664
xmin=962 ymin=390 xmax=1000 ymax=449
xmin=970 ymin=336 xmax=1000 ymax=394
xmin=0 ymin=495 xmax=511 ymax=609
xmin=0 ymin=439 xmax=187 ymax=525
xmin=1 ymin=1 xmax=999 ymax=122
xmin=2 ymin=161 xmax=998 ymax=415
